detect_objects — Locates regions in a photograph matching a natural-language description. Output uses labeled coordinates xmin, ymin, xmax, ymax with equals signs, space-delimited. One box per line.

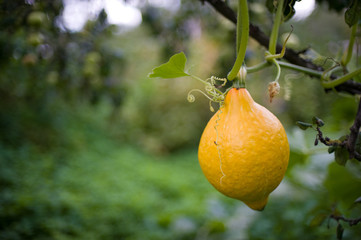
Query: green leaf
xmin=339 ymin=135 xmax=348 ymax=142
xmin=266 ymin=0 xmax=276 ymax=13
xmin=337 ymin=223 xmax=344 ymax=240
xmin=283 ymin=0 xmax=298 ymax=22
xmin=312 ymin=116 xmax=325 ymax=127
xmin=148 ymin=52 xmax=190 ymax=79
xmin=324 ymin=162 xmax=361 ymax=207
xmin=355 ymin=132 xmax=361 ymax=154
xmin=207 ymin=220 xmax=226 ymax=234
xmin=328 ymin=145 xmax=337 ymax=154
xmin=350 ymin=196 xmax=361 ymax=209
xmin=334 ymin=147 xmax=349 ymax=166
xmin=309 ymin=213 xmax=327 ymax=227
xmin=355 ymin=196 xmax=361 ymax=204
xmin=265 ymin=0 xmax=301 ymax=21
xmin=345 ymin=0 xmax=361 ymax=27
xmin=296 ymin=121 xmax=313 ymax=130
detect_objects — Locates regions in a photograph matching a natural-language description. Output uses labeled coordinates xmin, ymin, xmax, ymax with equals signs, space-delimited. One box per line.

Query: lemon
xmin=198 ymin=88 xmax=289 ymax=211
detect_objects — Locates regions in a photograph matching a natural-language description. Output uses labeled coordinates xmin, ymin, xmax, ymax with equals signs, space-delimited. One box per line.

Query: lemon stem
xmin=246 ymin=61 xmax=271 ymax=73
xmin=341 ymin=24 xmax=357 ymax=67
xmin=233 ymin=77 xmax=246 ymax=89
xmin=245 ymin=60 xmax=324 ymax=78
xmin=277 ymin=61 xmax=323 ymax=77
xmin=227 ymin=0 xmax=249 ymax=81
xmin=271 ymin=59 xmax=281 ymax=82
xmin=190 ymin=74 xmax=224 ymax=95
xmin=321 ymin=67 xmax=361 ymax=88
xmin=269 ymin=0 xmax=285 ymax=55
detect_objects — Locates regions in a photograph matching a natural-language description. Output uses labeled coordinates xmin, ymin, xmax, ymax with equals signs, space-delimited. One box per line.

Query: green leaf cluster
xmin=334 ymin=146 xmax=349 ymax=166
xmin=329 ymin=133 xmax=361 ymax=166
xmin=295 ymin=117 xmax=361 ymax=167
xmin=0 ymin=111 xmax=233 ymax=239
xmin=296 ymin=121 xmax=313 ymax=130
xmin=345 ymin=0 xmax=361 ymax=27
xmin=296 ymin=116 xmax=324 ymax=130
xmin=266 ymin=0 xmax=302 ymax=21
xmin=315 ymin=0 xmax=351 ymax=12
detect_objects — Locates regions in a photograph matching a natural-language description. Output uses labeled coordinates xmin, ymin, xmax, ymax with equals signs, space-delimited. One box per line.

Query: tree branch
xmin=330 ymin=214 xmax=361 ymax=227
xmin=199 ymin=0 xmax=361 ymax=95
xmin=347 ymin=98 xmax=361 ymax=160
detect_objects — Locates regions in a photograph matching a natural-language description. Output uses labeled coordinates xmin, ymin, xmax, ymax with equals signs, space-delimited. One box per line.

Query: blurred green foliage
xmin=1 ymin=0 xmax=361 ymax=239
xmin=0 ymin=105 xmax=225 ymax=239
xmin=1 ymin=104 xmax=360 ymax=239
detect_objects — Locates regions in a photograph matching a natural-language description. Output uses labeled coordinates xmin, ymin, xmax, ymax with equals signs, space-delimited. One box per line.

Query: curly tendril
xmin=187 ymin=89 xmax=214 ymax=102
xmin=205 ymin=83 xmax=213 ymax=92
xmin=209 ymin=76 xmax=227 ymax=86
xmin=284 ymin=73 xmax=302 ymax=101
xmin=187 ymin=75 xmax=228 ymax=111
xmin=209 ymin=101 xmax=215 ymax=112
xmin=187 ymin=92 xmax=196 ymax=102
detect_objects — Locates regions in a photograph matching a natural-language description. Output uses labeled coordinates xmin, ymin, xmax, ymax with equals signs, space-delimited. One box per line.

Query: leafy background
xmin=1 ymin=0 xmax=361 ymax=239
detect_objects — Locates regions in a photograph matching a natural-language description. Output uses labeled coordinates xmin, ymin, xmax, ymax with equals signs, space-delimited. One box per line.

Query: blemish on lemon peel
xmin=185 ymin=74 xmax=229 ymax=185
xmin=198 ymin=88 xmax=289 ymax=211
xmin=214 ymin=106 xmax=226 ymax=185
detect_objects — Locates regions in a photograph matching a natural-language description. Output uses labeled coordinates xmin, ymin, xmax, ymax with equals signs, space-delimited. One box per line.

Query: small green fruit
xmin=27 ymin=11 xmax=46 ymax=27
xmin=27 ymin=33 xmax=44 ymax=46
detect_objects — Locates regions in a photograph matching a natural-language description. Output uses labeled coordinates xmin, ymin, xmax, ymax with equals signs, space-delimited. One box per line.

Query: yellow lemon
xmin=198 ymin=87 xmax=289 ymax=211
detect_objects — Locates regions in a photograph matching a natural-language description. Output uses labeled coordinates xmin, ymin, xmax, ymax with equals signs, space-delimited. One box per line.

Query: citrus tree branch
xmin=305 ymin=99 xmax=361 ymax=161
xmin=199 ymin=0 xmax=361 ymax=95
xmin=347 ymin=97 xmax=361 ymax=160
xmin=330 ymin=214 xmax=361 ymax=227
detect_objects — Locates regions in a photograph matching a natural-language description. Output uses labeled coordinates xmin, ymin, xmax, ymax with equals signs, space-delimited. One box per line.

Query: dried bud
xmin=268 ymin=81 xmax=280 ymax=103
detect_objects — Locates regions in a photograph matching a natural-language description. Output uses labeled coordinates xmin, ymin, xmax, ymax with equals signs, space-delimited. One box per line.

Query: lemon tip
xmin=243 ymin=197 xmax=269 ymax=211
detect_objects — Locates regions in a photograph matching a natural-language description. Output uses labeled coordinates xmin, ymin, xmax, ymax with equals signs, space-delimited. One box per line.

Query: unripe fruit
xmin=27 ymin=33 xmax=44 ymax=46
xmin=27 ymin=11 xmax=46 ymax=27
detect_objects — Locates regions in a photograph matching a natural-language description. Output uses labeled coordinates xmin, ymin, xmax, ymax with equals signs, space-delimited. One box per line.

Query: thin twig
xmin=330 ymin=214 xmax=361 ymax=227
xmin=315 ymin=126 xmax=333 ymax=146
xmin=347 ymin=98 xmax=361 ymax=160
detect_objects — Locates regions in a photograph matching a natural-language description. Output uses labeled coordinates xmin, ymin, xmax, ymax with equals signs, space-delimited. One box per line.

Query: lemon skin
xmin=198 ymin=88 xmax=289 ymax=211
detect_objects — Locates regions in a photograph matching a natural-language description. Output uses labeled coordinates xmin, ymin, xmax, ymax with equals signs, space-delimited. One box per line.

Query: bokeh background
xmin=1 ymin=0 xmax=361 ymax=239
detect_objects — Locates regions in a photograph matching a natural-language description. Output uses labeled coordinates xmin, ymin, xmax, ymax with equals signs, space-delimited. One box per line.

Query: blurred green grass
xmin=0 ymin=104 xmax=236 ymax=239
xmin=2 ymin=101 xmax=361 ymax=239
